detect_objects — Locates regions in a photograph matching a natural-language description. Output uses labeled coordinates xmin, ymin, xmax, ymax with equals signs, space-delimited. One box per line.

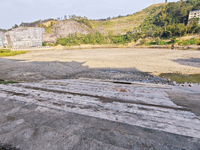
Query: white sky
xmin=0 ymin=0 xmax=179 ymax=29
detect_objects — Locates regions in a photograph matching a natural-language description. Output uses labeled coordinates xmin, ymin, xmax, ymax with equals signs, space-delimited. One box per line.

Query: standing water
xmin=160 ymin=73 xmax=200 ymax=92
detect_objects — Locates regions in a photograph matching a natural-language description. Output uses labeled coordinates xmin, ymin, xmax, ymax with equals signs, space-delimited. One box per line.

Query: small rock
xmin=182 ymin=84 xmax=186 ymax=87
xmin=189 ymin=84 xmax=193 ymax=87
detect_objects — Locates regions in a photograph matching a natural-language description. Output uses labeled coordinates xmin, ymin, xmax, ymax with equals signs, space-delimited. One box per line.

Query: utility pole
xmin=165 ymin=0 xmax=167 ymax=3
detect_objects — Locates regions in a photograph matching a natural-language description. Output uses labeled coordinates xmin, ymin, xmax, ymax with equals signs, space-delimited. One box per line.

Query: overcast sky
xmin=0 ymin=0 xmax=179 ymax=29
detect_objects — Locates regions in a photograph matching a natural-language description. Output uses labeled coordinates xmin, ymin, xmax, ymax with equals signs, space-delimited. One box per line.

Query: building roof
xmin=190 ymin=10 xmax=200 ymax=13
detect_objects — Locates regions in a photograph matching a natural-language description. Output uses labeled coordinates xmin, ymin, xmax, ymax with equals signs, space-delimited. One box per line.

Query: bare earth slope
xmin=52 ymin=20 xmax=94 ymax=38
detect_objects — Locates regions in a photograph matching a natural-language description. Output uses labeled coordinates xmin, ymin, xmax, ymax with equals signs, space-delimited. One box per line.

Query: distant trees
xmin=75 ymin=18 xmax=93 ymax=29
xmin=55 ymin=32 xmax=143 ymax=46
xmin=138 ymin=0 xmax=200 ymax=38
xmin=12 ymin=24 xmax=18 ymax=29
xmin=38 ymin=21 xmax=57 ymax=33
xmin=20 ymin=18 xmax=55 ymax=27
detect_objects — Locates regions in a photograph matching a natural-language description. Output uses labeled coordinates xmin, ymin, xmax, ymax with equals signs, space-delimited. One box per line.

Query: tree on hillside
xmin=12 ymin=24 xmax=18 ymax=29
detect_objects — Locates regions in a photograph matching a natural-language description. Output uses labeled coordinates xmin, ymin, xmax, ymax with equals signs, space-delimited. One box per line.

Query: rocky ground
xmin=0 ymin=56 xmax=169 ymax=84
xmin=0 ymin=48 xmax=200 ymax=149
xmin=1 ymin=48 xmax=200 ymax=83
xmin=0 ymin=79 xmax=200 ymax=150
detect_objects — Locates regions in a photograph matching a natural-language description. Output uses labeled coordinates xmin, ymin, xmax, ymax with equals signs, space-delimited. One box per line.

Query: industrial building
xmin=188 ymin=10 xmax=200 ymax=25
xmin=3 ymin=27 xmax=45 ymax=48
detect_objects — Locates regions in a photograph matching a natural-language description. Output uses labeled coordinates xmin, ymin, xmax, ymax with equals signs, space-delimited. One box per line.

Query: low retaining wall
xmin=11 ymin=46 xmax=52 ymax=51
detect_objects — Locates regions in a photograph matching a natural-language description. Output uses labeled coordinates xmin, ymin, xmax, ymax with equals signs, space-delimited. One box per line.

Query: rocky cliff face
xmin=52 ymin=20 xmax=94 ymax=38
xmin=0 ymin=31 xmax=4 ymax=47
xmin=3 ymin=27 xmax=45 ymax=48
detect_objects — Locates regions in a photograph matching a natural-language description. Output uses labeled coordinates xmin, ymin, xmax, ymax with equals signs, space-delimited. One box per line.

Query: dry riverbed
xmin=0 ymin=48 xmax=200 ymax=149
xmin=0 ymin=48 xmax=200 ymax=83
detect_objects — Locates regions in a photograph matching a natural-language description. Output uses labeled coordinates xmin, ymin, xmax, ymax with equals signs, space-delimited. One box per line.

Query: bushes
xmin=140 ymin=39 xmax=146 ymax=45
xmin=178 ymin=38 xmax=200 ymax=46
xmin=170 ymin=37 xmax=177 ymax=44
xmin=76 ymin=18 xmax=93 ymax=29
xmin=42 ymin=42 xmax=47 ymax=46
xmin=55 ymin=32 xmax=144 ymax=46
xmin=138 ymin=0 xmax=200 ymax=38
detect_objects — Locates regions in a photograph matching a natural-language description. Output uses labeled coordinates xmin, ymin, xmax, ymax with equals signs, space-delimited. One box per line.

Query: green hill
xmin=139 ymin=0 xmax=200 ymax=38
xmin=91 ymin=3 xmax=166 ymax=35
xmin=3 ymin=0 xmax=200 ymax=47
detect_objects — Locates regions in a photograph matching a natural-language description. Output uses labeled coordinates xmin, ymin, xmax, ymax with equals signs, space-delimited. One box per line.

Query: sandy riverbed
xmin=6 ymin=48 xmax=200 ymax=75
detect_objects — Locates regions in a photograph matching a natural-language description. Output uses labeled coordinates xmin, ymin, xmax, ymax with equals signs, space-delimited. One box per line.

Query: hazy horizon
xmin=0 ymin=0 xmax=179 ymax=29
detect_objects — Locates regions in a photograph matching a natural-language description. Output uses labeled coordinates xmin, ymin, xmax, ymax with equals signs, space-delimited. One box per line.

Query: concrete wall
xmin=4 ymin=27 xmax=45 ymax=48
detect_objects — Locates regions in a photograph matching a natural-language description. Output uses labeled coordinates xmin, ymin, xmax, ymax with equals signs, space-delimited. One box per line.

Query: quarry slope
xmin=52 ymin=20 xmax=94 ymax=38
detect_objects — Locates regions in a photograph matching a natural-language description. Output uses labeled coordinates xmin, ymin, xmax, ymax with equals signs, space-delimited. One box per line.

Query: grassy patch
xmin=0 ymin=49 xmax=28 ymax=57
xmin=0 ymin=79 xmax=18 ymax=84
xmin=0 ymin=81 xmax=18 ymax=84
xmin=160 ymin=73 xmax=200 ymax=84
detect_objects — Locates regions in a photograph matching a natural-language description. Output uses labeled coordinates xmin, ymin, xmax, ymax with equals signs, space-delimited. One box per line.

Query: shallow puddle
xmin=160 ymin=73 xmax=200 ymax=92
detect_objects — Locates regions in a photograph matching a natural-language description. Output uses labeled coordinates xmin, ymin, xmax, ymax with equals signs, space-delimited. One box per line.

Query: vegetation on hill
xmin=139 ymin=0 xmax=200 ymax=38
xmin=3 ymin=0 xmax=200 ymax=47
xmin=65 ymin=15 xmax=93 ymax=29
xmin=91 ymin=3 xmax=165 ymax=35
xmin=20 ymin=18 xmax=56 ymax=28
xmin=38 ymin=21 xmax=58 ymax=33
xmin=52 ymin=0 xmax=200 ymax=47
xmin=0 ymin=29 xmax=7 ymax=33
xmin=54 ymin=32 xmax=142 ymax=46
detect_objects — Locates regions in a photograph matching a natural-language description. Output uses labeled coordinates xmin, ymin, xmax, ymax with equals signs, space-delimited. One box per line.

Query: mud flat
xmin=0 ymin=78 xmax=200 ymax=149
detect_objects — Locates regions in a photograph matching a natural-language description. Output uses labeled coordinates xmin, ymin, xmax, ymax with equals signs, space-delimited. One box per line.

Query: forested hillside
xmin=140 ymin=0 xmax=200 ymax=38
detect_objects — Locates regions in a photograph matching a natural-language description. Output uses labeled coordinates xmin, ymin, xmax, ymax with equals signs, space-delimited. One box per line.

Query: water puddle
xmin=160 ymin=73 xmax=200 ymax=92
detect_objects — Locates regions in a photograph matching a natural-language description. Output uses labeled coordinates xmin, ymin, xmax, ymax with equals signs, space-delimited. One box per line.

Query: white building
xmin=188 ymin=10 xmax=200 ymax=25
xmin=4 ymin=27 xmax=45 ymax=48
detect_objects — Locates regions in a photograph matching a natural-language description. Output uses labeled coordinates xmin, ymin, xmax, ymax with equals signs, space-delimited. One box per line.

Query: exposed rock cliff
xmin=52 ymin=20 xmax=94 ymax=38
